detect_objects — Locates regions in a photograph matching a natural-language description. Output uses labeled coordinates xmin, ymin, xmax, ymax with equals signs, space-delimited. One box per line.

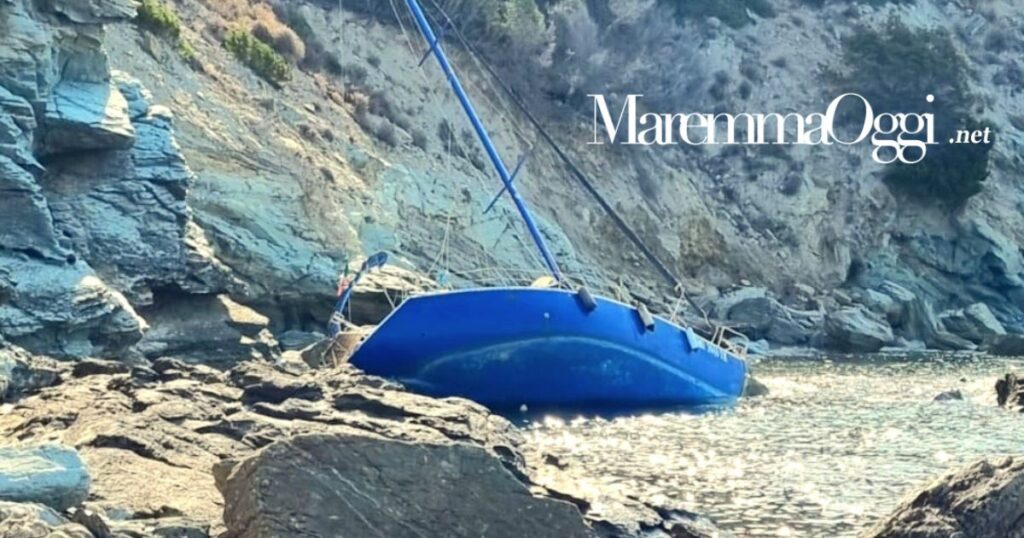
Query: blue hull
xmin=348 ymin=288 xmax=747 ymax=409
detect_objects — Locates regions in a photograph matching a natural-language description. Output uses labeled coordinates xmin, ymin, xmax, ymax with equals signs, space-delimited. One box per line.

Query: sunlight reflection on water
xmin=524 ymin=354 xmax=1024 ymax=537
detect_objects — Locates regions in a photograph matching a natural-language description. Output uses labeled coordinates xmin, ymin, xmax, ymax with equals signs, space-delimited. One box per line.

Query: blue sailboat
xmin=334 ymin=0 xmax=749 ymax=410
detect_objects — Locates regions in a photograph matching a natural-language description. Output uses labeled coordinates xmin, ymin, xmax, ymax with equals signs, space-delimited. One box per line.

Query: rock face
xmin=219 ymin=434 xmax=595 ymax=538
xmin=940 ymin=303 xmax=1007 ymax=345
xmin=864 ymin=457 xmax=1024 ymax=538
xmin=136 ymin=294 xmax=279 ymax=366
xmin=39 ymin=80 xmax=135 ymax=155
xmin=0 ymin=0 xmax=231 ymax=358
xmin=825 ymin=307 xmax=894 ymax=352
xmin=0 ymin=444 xmax=90 ymax=511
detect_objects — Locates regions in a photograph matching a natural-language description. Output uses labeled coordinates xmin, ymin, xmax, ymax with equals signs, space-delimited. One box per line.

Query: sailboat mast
xmin=404 ymin=0 xmax=564 ymax=283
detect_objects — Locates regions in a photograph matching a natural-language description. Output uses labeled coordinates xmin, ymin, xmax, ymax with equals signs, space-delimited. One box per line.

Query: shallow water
xmin=524 ymin=354 xmax=1024 ymax=537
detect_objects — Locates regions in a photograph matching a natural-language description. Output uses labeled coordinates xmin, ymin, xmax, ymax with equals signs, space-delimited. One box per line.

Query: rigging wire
xmin=419 ymin=0 xmax=686 ymax=295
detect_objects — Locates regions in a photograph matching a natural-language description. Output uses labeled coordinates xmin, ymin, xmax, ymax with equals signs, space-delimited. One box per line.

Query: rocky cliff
xmin=1 ymin=0 xmax=1023 ymax=355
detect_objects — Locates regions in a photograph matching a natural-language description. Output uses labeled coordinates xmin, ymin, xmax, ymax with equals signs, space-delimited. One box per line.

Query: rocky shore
xmin=0 ymin=338 xmax=723 ymax=538
xmin=2 ymin=0 xmax=1024 ymax=537
xmin=698 ymin=282 xmax=1016 ymax=356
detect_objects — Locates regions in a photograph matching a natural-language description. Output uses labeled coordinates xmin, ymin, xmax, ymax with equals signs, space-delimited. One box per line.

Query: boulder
xmin=710 ymin=287 xmax=815 ymax=345
xmin=39 ymin=81 xmax=134 ymax=155
xmin=824 ymin=307 xmax=894 ymax=352
xmin=0 ymin=343 xmax=62 ymax=401
xmin=0 ymin=501 xmax=93 ymax=537
xmin=861 ymin=288 xmax=899 ymax=321
xmin=0 ymin=444 xmax=90 ymax=511
xmin=229 ymin=361 xmax=323 ymax=404
xmin=984 ymin=334 xmax=1024 ymax=356
xmin=876 ymin=282 xmax=956 ymax=350
xmin=927 ymin=330 xmax=976 ymax=352
xmin=995 ymin=373 xmax=1024 ymax=411
xmin=863 ymin=457 xmax=1024 ymax=538
xmin=218 ymin=433 xmax=595 ymax=538
xmin=939 ymin=303 xmax=1006 ymax=344
xmin=742 ymin=375 xmax=769 ymax=397
xmin=933 ymin=390 xmax=963 ymax=402
xmin=136 ymin=295 xmax=279 ymax=366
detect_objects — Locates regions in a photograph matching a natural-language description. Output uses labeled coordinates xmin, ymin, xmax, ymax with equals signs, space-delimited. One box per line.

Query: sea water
xmin=525 ymin=354 xmax=1024 ymax=537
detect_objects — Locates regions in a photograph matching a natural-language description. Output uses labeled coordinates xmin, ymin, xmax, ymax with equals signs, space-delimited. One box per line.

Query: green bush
xmin=660 ymin=0 xmax=776 ymax=29
xmin=831 ymin=19 xmax=991 ymax=206
xmin=224 ymin=28 xmax=292 ymax=86
xmin=135 ymin=0 xmax=200 ymax=64
xmin=136 ymin=0 xmax=182 ymax=38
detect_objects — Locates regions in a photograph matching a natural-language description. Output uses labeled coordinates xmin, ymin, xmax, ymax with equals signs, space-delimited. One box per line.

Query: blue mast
xmin=404 ymin=0 xmax=564 ymax=283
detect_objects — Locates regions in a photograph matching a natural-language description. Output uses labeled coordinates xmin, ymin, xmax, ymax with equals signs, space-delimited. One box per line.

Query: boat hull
xmin=348 ymin=288 xmax=748 ymax=409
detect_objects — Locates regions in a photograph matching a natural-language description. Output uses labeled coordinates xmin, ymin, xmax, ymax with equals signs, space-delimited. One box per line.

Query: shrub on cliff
xmin=251 ymin=5 xmax=306 ymax=63
xmin=136 ymin=0 xmax=181 ymax=38
xmin=136 ymin=0 xmax=200 ymax=65
xmin=830 ymin=19 xmax=992 ymax=207
xmin=224 ymin=28 xmax=292 ymax=86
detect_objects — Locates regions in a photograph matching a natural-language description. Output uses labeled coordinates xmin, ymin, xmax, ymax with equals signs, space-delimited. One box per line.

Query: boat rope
xmin=419 ymin=0 xmax=684 ymax=293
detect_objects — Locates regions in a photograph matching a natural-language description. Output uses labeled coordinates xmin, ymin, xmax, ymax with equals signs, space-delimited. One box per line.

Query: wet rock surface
xmin=864 ymin=457 xmax=1024 ymax=538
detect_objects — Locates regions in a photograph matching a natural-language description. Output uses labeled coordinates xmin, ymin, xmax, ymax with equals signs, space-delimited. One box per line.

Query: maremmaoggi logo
xmin=589 ymin=94 xmax=993 ymax=165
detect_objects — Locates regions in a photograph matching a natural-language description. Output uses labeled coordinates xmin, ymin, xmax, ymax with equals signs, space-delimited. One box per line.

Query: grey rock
xmin=710 ymin=287 xmax=815 ymax=345
xmin=863 ymin=457 xmax=1024 ymax=538
xmin=218 ymin=433 xmax=595 ymax=538
xmin=0 ymin=444 xmax=90 ymax=511
xmin=996 ymin=373 xmax=1024 ymax=411
xmin=940 ymin=303 xmax=1006 ymax=344
xmin=108 ymin=516 xmax=210 ymax=537
xmin=825 ymin=307 xmax=894 ymax=352
xmin=43 ymin=0 xmax=136 ymax=24
xmin=0 ymin=256 xmax=145 ymax=358
xmin=229 ymin=361 xmax=323 ymax=404
xmin=742 ymin=376 xmax=769 ymax=397
xmin=137 ymin=295 xmax=279 ymax=366
xmin=71 ymin=358 xmax=130 ymax=378
xmin=0 ymin=155 xmax=64 ymax=259
xmin=933 ymin=390 xmax=964 ymax=402
xmin=40 ymin=80 xmax=134 ymax=155
xmin=861 ymin=289 xmax=899 ymax=321
xmin=41 ymin=75 xmax=233 ymax=306
xmin=0 ymin=343 xmax=62 ymax=401
xmin=927 ymin=330 xmax=976 ymax=352
xmin=0 ymin=0 xmax=55 ymax=102
xmin=984 ymin=334 xmax=1024 ymax=356
xmin=0 ymin=84 xmax=39 ymax=172
xmin=876 ymin=282 xmax=954 ymax=350
xmin=0 ymin=501 xmax=93 ymax=537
